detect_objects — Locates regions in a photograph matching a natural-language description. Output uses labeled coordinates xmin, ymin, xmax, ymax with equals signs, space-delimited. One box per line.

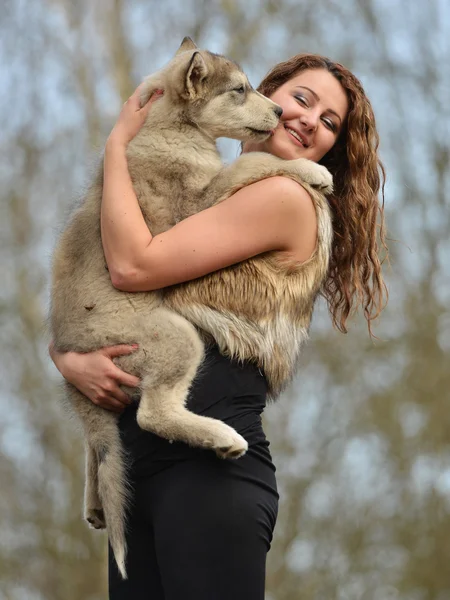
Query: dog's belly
xmin=51 ymin=236 xmax=162 ymax=353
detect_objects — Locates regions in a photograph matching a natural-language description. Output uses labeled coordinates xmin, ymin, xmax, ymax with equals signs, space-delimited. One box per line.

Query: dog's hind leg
xmin=84 ymin=442 xmax=105 ymax=530
xmin=137 ymin=378 xmax=248 ymax=459
xmin=134 ymin=313 xmax=248 ymax=459
xmin=66 ymin=384 xmax=130 ymax=579
xmin=95 ymin=419 xmax=130 ymax=579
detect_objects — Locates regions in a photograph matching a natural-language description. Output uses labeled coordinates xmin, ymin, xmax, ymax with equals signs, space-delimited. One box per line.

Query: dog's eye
xmin=233 ymin=86 xmax=245 ymax=94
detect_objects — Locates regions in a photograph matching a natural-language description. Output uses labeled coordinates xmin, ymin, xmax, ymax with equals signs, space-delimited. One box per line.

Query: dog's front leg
xmin=203 ymin=152 xmax=333 ymax=209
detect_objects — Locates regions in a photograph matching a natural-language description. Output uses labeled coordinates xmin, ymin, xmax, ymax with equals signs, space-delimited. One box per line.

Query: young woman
xmin=50 ymin=54 xmax=387 ymax=599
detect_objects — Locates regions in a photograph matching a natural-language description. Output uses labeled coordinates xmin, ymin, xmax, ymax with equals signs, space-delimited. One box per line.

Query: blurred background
xmin=1 ymin=0 xmax=449 ymax=598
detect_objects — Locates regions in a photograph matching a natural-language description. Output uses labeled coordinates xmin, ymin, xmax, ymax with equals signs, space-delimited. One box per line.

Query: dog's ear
xmin=184 ymin=51 xmax=208 ymax=98
xmin=176 ymin=37 xmax=198 ymax=55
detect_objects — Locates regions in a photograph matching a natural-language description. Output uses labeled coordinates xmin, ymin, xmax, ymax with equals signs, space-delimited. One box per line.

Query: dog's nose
xmin=274 ymin=106 xmax=283 ymax=118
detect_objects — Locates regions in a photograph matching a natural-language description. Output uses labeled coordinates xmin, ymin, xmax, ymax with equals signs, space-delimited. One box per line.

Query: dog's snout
xmin=274 ymin=106 xmax=283 ymax=118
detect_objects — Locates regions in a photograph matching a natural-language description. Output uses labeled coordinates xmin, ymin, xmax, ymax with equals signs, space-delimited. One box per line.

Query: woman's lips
xmin=284 ymin=125 xmax=307 ymax=148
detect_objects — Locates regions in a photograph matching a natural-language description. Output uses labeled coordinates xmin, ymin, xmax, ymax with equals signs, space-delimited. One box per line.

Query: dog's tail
xmin=96 ymin=423 xmax=130 ymax=580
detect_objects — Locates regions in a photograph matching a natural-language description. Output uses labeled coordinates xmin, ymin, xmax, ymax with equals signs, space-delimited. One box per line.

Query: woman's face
xmin=244 ymin=69 xmax=349 ymax=163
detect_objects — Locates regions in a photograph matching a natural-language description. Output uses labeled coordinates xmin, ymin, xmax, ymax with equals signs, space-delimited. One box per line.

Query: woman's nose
xmin=300 ymin=114 xmax=318 ymax=132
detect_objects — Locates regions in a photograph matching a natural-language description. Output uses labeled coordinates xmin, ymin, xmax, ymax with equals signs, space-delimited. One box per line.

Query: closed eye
xmin=294 ymin=94 xmax=309 ymax=107
xmin=322 ymin=118 xmax=337 ymax=132
xmin=233 ymin=85 xmax=245 ymax=94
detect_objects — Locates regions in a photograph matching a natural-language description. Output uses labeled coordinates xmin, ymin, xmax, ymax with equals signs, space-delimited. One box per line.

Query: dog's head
xmin=140 ymin=38 xmax=282 ymax=143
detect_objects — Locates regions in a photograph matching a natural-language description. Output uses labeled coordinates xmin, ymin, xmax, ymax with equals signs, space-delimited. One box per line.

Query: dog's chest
xmin=129 ymin=153 xmax=221 ymax=233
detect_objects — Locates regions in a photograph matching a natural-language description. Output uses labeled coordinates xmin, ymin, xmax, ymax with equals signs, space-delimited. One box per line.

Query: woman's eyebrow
xmin=295 ymin=86 xmax=343 ymax=124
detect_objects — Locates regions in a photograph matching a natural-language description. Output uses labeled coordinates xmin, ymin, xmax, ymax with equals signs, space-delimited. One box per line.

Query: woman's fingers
xmin=102 ymin=344 xmax=139 ymax=359
xmin=94 ymin=397 xmax=127 ymax=413
xmin=92 ymin=380 xmax=132 ymax=412
xmin=107 ymin=85 xmax=163 ymax=147
xmin=104 ymin=379 xmax=134 ymax=403
xmin=72 ymin=344 xmax=141 ymax=413
xmin=132 ymin=84 xmax=164 ymax=109
xmin=113 ymin=366 xmax=141 ymax=389
xmin=148 ymin=89 xmax=164 ymax=104
xmin=101 ymin=344 xmax=141 ymax=387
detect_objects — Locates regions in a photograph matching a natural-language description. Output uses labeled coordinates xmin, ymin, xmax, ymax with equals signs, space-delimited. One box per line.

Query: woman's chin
xmin=244 ymin=137 xmax=314 ymax=161
xmin=269 ymin=139 xmax=303 ymax=160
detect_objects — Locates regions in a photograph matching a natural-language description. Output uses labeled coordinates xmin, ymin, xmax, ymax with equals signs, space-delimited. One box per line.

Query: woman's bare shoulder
xmin=243 ymin=176 xmax=318 ymax=264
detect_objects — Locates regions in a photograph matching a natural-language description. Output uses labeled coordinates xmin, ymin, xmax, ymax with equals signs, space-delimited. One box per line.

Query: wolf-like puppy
xmin=50 ymin=37 xmax=332 ymax=578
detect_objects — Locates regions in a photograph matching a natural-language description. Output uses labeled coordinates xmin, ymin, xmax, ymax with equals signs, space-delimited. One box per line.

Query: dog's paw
xmin=215 ymin=435 xmax=248 ymax=460
xmin=291 ymin=159 xmax=333 ymax=194
xmin=209 ymin=426 xmax=248 ymax=460
xmin=86 ymin=507 xmax=106 ymax=530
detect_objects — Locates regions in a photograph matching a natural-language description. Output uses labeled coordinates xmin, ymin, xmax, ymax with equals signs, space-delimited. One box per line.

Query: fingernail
xmin=131 ymin=344 xmax=139 ymax=348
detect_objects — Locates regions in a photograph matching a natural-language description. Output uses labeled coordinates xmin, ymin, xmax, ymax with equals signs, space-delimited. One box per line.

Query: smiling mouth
xmin=284 ymin=125 xmax=308 ymax=147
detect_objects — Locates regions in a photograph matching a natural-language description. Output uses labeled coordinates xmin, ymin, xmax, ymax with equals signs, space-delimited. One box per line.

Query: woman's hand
xmin=49 ymin=342 xmax=141 ymax=413
xmin=107 ymin=84 xmax=164 ymax=149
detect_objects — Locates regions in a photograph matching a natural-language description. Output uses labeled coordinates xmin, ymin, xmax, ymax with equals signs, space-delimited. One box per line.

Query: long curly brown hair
xmin=257 ymin=54 xmax=388 ymax=334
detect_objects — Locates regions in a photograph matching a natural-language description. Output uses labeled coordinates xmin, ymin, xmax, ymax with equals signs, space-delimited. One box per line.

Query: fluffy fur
xmin=50 ymin=38 xmax=333 ymax=578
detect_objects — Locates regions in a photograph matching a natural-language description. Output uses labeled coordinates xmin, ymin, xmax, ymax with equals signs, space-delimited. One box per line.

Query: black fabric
xmin=109 ymin=345 xmax=279 ymax=600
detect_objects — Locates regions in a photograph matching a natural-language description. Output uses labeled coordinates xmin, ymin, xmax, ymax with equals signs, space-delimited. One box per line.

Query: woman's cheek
xmin=277 ymin=97 xmax=297 ymax=119
xmin=287 ymin=101 xmax=300 ymax=118
xmin=323 ymin=132 xmax=337 ymax=154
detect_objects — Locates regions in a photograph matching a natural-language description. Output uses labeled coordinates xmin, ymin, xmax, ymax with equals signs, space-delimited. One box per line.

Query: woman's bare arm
xmin=106 ymin=171 xmax=316 ymax=292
